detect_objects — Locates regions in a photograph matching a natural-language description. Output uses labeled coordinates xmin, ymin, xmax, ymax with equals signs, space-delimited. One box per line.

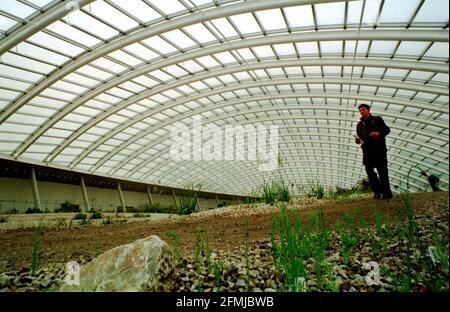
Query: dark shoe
xmin=373 ymin=193 xmax=382 ymax=199
xmin=382 ymin=193 xmax=393 ymax=200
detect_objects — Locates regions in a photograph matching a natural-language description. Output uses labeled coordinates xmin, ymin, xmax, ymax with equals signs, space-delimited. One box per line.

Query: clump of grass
xmin=260 ymin=181 xmax=292 ymax=204
xmin=90 ymin=211 xmax=102 ymax=219
xmin=433 ymin=235 xmax=449 ymax=272
xmin=261 ymin=183 xmax=277 ymax=205
xmin=0 ymin=216 xmax=8 ymax=223
xmin=271 ymin=203 xmax=310 ymax=291
xmin=167 ymin=230 xmax=182 ymax=266
xmin=243 ymin=220 xmax=252 ymax=290
xmin=133 ymin=213 xmax=150 ymax=218
xmin=102 ymin=217 xmax=113 ymax=225
xmin=194 ymin=225 xmax=211 ymax=291
xmin=177 ymin=186 xmax=199 ymax=215
xmin=74 ymin=212 xmax=87 ymax=221
xmin=30 ymin=221 xmax=44 ymax=276
xmin=213 ymin=259 xmax=225 ymax=290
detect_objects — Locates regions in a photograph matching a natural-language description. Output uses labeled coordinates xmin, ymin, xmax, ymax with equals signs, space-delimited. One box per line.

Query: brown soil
xmin=0 ymin=192 xmax=448 ymax=273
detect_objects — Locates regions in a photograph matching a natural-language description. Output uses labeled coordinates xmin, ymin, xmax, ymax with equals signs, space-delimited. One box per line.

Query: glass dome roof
xmin=0 ymin=0 xmax=448 ymax=195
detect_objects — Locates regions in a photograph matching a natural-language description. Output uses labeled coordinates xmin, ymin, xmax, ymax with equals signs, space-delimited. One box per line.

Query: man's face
xmin=359 ymin=107 xmax=370 ymax=119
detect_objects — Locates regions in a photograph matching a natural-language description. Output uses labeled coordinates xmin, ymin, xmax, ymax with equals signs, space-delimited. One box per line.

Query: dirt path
xmin=0 ymin=192 xmax=448 ymax=273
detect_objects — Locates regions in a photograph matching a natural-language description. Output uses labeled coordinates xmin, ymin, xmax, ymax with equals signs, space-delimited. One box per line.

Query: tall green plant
xmin=243 ymin=220 xmax=252 ymax=290
xmin=168 ymin=230 xmax=182 ymax=266
xmin=30 ymin=221 xmax=44 ymax=276
xmin=176 ymin=185 xmax=199 ymax=215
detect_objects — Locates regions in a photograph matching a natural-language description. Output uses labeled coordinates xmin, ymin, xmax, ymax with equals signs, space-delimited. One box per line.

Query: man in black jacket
xmin=354 ymin=104 xmax=393 ymax=200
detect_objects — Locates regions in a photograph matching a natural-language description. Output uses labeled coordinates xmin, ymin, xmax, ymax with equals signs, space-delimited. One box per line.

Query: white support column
xmin=216 ymin=196 xmax=220 ymax=206
xmin=172 ymin=190 xmax=177 ymax=208
xmin=80 ymin=177 xmax=90 ymax=212
xmin=117 ymin=182 xmax=126 ymax=213
xmin=30 ymin=168 xmax=41 ymax=211
xmin=196 ymin=197 xmax=201 ymax=211
xmin=146 ymin=185 xmax=154 ymax=206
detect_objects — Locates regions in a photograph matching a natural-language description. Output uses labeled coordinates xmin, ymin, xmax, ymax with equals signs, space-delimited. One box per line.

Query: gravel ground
xmin=0 ymin=191 xmax=448 ymax=292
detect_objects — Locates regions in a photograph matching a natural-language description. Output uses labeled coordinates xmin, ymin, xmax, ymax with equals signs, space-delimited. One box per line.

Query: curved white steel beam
xmin=72 ymin=92 xmax=448 ymax=171
xmin=1 ymin=28 xmax=447 ymax=126
xmin=1 ymin=0 xmax=374 ymax=124
xmin=0 ymin=0 xmax=95 ymax=56
xmin=10 ymin=27 xmax=449 ymax=157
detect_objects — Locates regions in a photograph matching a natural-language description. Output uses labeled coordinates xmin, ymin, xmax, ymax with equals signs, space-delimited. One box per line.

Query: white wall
xmin=0 ymin=177 xmax=228 ymax=213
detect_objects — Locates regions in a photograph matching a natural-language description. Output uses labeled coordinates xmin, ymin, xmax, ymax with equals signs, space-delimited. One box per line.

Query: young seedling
xmin=213 ymin=259 xmax=224 ymax=290
xmin=167 ymin=230 xmax=182 ymax=266
xmin=243 ymin=220 xmax=252 ymax=290
xmin=95 ymin=224 xmax=100 ymax=257
xmin=30 ymin=221 xmax=44 ymax=276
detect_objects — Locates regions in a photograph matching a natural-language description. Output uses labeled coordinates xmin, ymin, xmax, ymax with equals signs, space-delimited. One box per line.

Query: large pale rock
xmin=60 ymin=235 xmax=176 ymax=291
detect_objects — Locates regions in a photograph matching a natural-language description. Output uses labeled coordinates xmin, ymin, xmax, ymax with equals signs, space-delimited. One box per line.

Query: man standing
xmin=354 ymin=104 xmax=393 ymax=200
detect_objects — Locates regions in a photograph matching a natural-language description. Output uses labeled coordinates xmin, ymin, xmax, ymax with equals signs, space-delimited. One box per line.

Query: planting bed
xmin=0 ymin=191 xmax=448 ymax=292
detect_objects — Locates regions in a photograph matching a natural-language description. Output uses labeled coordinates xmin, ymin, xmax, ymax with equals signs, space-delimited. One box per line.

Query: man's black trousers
xmin=363 ymin=153 xmax=392 ymax=197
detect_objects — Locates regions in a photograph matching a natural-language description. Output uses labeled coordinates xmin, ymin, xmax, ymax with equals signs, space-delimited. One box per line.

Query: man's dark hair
xmin=358 ymin=103 xmax=370 ymax=110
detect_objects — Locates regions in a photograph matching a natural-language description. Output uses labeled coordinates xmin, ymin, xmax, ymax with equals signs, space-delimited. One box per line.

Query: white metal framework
xmin=0 ymin=0 xmax=448 ymax=195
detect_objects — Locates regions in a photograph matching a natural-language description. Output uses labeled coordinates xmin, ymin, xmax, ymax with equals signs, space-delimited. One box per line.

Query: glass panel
xmin=196 ymin=55 xmax=220 ymax=68
xmin=47 ymin=21 xmax=102 ymax=48
xmin=315 ymin=2 xmax=345 ymax=26
xmin=235 ymin=48 xmax=255 ymax=61
xmin=413 ymin=0 xmax=449 ymax=23
xmin=163 ymin=29 xmax=197 ymax=49
xmin=52 ymin=80 xmax=88 ymax=94
xmin=229 ymin=13 xmax=261 ymax=34
xmin=395 ymin=41 xmax=429 ymax=56
xmin=0 ymin=14 xmax=16 ymax=32
xmin=111 ymin=0 xmax=161 ymax=23
xmin=252 ymin=46 xmax=275 ymax=58
xmin=378 ymin=0 xmax=421 ymax=23
xmin=125 ymin=43 xmax=159 ymax=60
xmin=320 ymin=41 xmax=343 ymax=54
xmin=0 ymin=77 xmax=31 ymax=91
xmin=1 ymin=52 xmax=55 ymax=74
xmin=424 ymin=43 xmax=449 ymax=59
xmin=64 ymin=72 xmax=100 ymax=87
xmin=0 ymin=0 xmax=35 ymax=19
xmin=179 ymin=60 xmax=204 ymax=73
xmin=63 ymin=10 xmax=118 ymax=41
xmin=284 ymin=5 xmax=314 ymax=28
xmin=109 ymin=50 xmax=142 ymax=66
xmin=26 ymin=0 xmax=54 ymax=7
xmin=369 ymin=41 xmax=398 ymax=56
xmin=346 ymin=1 xmax=363 ymax=25
xmin=28 ymin=32 xmax=85 ymax=57
xmin=296 ymin=42 xmax=319 ymax=56
xmin=89 ymin=1 xmax=139 ymax=32
xmin=15 ymin=41 xmax=69 ymax=65
xmin=143 ymin=36 xmax=177 ymax=54
xmin=256 ymin=9 xmax=286 ymax=31
xmin=210 ymin=18 xmax=238 ymax=38
xmin=147 ymin=0 xmax=186 ymax=15
xmin=0 ymin=88 xmax=22 ymax=100
xmin=77 ymin=64 xmax=114 ymax=81
xmin=0 ymin=64 xmax=43 ymax=82
xmin=273 ymin=43 xmax=296 ymax=56
xmin=213 ymin=51 xmax=236 ymax=64
xmin=149 ymin=69 xmax=173 ymax=82
xmin=183 ymin=24 xmax=217 ymax=43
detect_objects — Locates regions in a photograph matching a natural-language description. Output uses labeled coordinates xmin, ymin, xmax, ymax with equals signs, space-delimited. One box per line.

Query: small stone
xmin=235 ymin=279 xmax=246 ymax=288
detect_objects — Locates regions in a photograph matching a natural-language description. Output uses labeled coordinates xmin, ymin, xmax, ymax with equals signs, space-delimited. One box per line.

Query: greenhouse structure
xmin=0 ymin=0 xmax=448 ymax=294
